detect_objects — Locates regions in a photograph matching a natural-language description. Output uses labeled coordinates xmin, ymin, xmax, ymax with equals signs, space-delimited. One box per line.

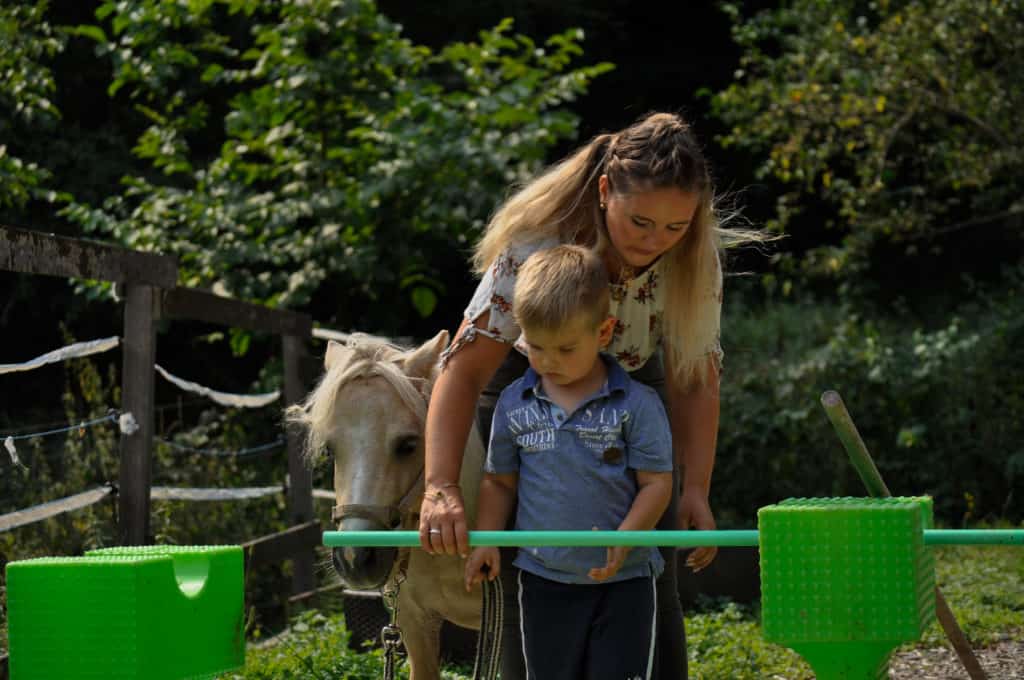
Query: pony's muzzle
xmin=332 ymin=545 xmax=397 ymax=590
xmin=331 ymin=517 xmax=399 ymax=590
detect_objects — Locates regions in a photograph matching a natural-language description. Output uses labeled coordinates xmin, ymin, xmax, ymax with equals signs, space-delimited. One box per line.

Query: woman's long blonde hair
xmin=473 ymin=111 xmax=763 ymax=388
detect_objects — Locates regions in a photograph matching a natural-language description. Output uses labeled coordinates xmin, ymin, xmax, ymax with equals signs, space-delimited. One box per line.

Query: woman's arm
xmin=666 ymin=353 xmax=720 ymax=572
xmin=420 ymin=314 xmax=512 ymax=557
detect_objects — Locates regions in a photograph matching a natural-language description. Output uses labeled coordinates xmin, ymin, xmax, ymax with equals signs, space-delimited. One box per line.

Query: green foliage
xmin=225 ymin=610 xmax=384 ymax=680
xmin=217 ymin=544 xmax=1023 ymax=680
xmin=713 ymin=0 xmax=1024 ymax=286
xmin=0 ymin=337 xmax=122 ymax=560
xmin=920 ymin=543 xmax=1024 ymax=646
xmin=0 ymin=0 xmax=66 ymax=210
xmin=225 ymin=610 xmax=471 ymax=679
xmin=717 ymin=272 xmax=1024 ymax=524
xmin=686 ymin=603 xmax=810 ymax=679
xmin=62 ymin=0 xmax=612 ymax=326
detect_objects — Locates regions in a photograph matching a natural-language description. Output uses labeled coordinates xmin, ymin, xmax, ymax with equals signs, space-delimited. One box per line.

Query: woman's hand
xmin=418 ymin=484 xmax=470 ymax=557
xmin=666 ymin=354 xmax=721 ymax=573
xmin=678 ymin=488 xmax=717 ymax=572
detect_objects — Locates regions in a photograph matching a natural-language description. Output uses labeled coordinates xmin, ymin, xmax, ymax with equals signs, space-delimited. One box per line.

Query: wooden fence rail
xmin=0 ymin=224 xmax=319 ymax=595
xmin=0 ymin=225 xmax=177 ymax=287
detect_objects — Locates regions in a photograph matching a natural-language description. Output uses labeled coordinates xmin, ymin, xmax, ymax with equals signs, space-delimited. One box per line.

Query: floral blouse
xmin=441 ymin=236 xmax=723 ymax=373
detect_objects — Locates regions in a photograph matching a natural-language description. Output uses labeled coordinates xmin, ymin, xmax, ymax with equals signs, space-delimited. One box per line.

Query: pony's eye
xmin=394 ymin=435 xmax=420 ymax=458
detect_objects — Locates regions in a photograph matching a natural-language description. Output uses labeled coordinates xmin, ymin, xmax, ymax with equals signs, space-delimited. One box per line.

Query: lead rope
xmin=380 ymin=569 xmax=407 ymax=680
xmin=378 ymin=565 xmax=504 ymax=680
xmin=471 ymin=574 xmax=504 ymax=680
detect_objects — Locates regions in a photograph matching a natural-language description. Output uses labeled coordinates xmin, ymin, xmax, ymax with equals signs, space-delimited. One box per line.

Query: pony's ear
xmin=403 ymin=330 xmax=450 ymax=380
xmin=324 ymin=340 xmax=351 ymax=371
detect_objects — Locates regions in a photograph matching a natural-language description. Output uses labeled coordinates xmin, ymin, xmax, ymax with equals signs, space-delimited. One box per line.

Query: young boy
xmin=464 ymin=244 xmax=674 ymax=680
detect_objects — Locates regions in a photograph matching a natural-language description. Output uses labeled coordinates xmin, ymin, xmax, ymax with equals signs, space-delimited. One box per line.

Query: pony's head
xmin=287 ymin=330 xmax=448 ymax=589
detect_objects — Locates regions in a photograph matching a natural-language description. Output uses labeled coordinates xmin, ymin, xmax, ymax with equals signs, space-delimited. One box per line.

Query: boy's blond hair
xmin=513 ymin=245 xmax=610 ymax=332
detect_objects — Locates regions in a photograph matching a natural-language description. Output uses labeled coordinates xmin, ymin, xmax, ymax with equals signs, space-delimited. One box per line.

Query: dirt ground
xmin=889 ymin=639 xmax=1024 ymax=679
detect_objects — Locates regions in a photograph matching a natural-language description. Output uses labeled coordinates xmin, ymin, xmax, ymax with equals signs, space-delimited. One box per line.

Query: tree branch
xmin=937 ymin=104 xmax=1010 ymax=147
xmin=911 ymin=206 xmax=1024 ymax=241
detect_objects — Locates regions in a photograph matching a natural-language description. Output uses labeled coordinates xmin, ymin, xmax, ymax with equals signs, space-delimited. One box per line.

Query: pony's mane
xmin=285 ymin=333 xmax=429 ymax=464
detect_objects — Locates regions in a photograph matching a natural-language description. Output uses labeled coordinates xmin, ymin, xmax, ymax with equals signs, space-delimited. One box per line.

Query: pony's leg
xmin=397 ymin=599 xmax=443 ymax=680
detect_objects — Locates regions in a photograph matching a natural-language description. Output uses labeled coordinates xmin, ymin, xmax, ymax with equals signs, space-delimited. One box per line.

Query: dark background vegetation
xmin=2 ymin=3 xmax=1021 ymax=637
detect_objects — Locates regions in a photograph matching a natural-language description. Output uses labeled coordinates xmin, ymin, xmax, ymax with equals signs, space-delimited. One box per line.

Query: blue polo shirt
xmin=485 ymin=355 xmax=673 ymax=584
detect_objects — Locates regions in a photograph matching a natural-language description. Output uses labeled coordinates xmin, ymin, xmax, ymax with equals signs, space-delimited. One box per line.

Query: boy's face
xmin=521 ymin=313 xmax=616 ymax=388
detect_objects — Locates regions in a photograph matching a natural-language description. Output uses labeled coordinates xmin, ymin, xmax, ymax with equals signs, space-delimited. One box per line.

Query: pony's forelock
xmin=285 ymin=335 xmax=429 ymax=466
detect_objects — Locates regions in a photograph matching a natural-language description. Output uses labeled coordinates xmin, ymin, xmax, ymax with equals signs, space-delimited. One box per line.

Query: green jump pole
xmin=324 ymin=530 xmax=758 ymax=548
xmin=322 ymin=528 xmax=1024 ymax=549
xmin=924 ymin=530 xmax=1024 ymax=545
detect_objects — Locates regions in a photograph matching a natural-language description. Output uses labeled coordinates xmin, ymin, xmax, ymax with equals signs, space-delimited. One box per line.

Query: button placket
xmin=553 ymin=408 xmax=566 ymax=428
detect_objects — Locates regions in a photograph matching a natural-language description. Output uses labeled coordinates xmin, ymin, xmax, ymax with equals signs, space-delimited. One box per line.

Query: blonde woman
xmin=420 ymin=111 xmax=748 ymax=678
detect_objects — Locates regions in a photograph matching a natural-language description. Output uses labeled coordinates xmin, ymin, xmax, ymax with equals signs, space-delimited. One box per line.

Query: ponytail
xmin=472 ymin=134 xmax=614 ymax=273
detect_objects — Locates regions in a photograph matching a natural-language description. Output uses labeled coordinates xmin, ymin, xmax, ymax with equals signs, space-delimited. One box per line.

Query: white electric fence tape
xmin=154 ymin=364 xmax=280 ymax=408
xmin=0 ymin=486 xmax=114 ymax=532
xmin=0 ymin=336 xmax=120 ymax=375
xmin=150 ymin=485 xmax=283 ymax=501
xmin=312 ymin=327 xmax=352 ymax=342
xmin=4 ymin=436 xmax=26 ymax=471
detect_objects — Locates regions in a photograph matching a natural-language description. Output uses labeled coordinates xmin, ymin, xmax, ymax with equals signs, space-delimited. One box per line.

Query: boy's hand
xmin=464 ymin=547 xmax=500 ymax=592
xmin=589 ymin=545 xmax=630 ymax=581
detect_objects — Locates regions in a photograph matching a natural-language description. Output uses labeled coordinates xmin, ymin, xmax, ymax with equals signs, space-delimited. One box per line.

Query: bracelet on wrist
xmin=427 ymin=482 xmax=460 ymax=491
xmin=425 ymin=482 xmax=461 ymax=502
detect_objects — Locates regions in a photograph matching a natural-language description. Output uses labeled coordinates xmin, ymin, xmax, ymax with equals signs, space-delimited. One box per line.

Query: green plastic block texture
xmin=6 ymin=545 xmax=244 ymax=679
xmin=759 ymin=497 xmax=935 ymax=644
xmin=758 ymin=497 xmax=936 ymax=680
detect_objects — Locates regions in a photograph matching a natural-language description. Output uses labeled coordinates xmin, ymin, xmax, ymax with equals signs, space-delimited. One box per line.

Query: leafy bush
xmin=225 ymin=610 xmax=386 ymax=680
xmin=717 ymin=273 xmax=1024 ymax=525
xmin=712 ymin=0 xmax=1024 ymax=288
xmin=0 ymin=340 xmax=123 ymax=562
xmin=686 ymin=603 xmax=810 ymax=679
xmin=0 ymin=0 xmax=64 ymax=210
xmin=62 ymin=0 xmax=612 ymax=332
xmin=225 ymin=610 xmax=472 ymax=680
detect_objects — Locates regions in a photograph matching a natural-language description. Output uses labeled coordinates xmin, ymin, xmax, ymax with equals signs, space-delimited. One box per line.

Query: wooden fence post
xmin=120 ymin=283 xmax=158 ymax=545
xmin=283 ymin=334 xmax=314 ymax=594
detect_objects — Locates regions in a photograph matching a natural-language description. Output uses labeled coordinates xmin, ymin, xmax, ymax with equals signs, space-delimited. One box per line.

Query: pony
xmin=287 ymin=330 xmax=485 ymax=680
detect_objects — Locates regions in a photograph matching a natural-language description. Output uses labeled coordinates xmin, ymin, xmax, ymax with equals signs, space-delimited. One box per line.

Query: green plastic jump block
xmin=6 ymin=545 xmax=244 ymax=679
xmin=758 ymin=497 xmax=936 ymax=680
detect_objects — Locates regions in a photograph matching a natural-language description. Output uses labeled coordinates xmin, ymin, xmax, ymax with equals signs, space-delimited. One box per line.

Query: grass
xmin=921 ymin=543 xmax=1024 ymax=646
xmin=219 ymin=609 xmax=471 ymax=680
xmin=221 ymin=538 xmax=1023 ymax=680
